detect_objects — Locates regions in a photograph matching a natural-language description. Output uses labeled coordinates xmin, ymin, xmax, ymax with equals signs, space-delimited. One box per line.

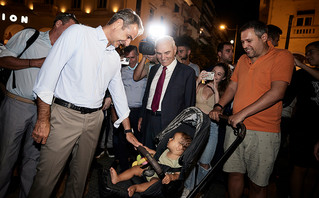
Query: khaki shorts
xmin=223 ymin=126 xmax=280 ymax=187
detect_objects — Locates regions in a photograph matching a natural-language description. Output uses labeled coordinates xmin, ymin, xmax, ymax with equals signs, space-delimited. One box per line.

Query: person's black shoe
xmin=106 ymin=148 xmax=115 ymax=158
xmin=95 ymin=147 xmax=105 ymax=159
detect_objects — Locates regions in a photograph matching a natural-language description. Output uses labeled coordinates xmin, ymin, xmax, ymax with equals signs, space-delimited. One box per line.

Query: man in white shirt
xmin=28 ymin=9 xmax=144 ymax=198
xmin=0 ymin=13 xmax=78 ymax=198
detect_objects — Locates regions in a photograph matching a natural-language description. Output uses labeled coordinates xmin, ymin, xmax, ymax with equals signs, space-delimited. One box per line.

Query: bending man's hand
xmin=126 ymin=132 xmax=143 ymax=148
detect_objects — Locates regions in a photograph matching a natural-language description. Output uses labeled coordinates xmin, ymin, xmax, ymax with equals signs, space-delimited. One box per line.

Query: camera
xmin=203 ymin=72 xmax=215 ymax=81
xmin=139 ymin=38 xmax=155 ymax=55
xmin=120 ymin=57 xmax=130 ymax=65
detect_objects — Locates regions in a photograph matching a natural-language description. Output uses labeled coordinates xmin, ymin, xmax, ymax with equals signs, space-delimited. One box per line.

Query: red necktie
xmin=151 ymin=66 xmax=167 ymax=112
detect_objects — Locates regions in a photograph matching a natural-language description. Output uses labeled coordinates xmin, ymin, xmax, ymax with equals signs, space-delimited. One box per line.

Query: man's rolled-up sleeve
xmin=108 ymin=68 xmax=130 ymax=128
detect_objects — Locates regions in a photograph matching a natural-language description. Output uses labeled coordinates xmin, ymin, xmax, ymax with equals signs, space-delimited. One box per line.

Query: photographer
xmin=133 ymin=39 xmax=159 ymax=81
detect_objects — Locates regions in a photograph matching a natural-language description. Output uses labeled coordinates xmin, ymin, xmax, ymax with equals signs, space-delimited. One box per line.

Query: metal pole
xmin=285 ymin=15 xmax=294 ymax=49
xmin=232 ymin=25 xmax=238 ymax=64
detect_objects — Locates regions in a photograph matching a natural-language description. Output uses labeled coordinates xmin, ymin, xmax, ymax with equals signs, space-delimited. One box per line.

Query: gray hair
xmin=155 ymin=35 xmax=176 ymax=49
xmin=107 ymin=8 xmax=144 ymax=36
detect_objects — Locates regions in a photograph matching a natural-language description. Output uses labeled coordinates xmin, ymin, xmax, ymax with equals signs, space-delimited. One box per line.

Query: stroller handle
xmin=218 ymin=114 xmax=246 ymax=138
xmin=136 ymin=146 xmax=165 ymax=180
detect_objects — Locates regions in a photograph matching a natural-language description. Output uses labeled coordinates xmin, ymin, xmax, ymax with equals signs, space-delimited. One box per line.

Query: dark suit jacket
xmin=140 ymin=61 xmax=196 ymax=129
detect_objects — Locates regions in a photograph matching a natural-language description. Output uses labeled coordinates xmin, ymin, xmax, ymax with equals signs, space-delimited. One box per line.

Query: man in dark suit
xmin=138 ymin=36 xmax=196 ymax=149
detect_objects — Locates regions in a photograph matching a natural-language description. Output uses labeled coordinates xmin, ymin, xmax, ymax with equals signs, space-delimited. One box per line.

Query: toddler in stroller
xmin=110 ymin=132 xmax=192 ymax=197
xmin=99 ymin=107 xmax=211 ymax=198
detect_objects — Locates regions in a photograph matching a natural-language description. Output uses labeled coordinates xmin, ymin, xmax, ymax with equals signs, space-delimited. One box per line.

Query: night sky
xmin=213 ymin=0 xmax=260 ymax=28
xmin=213 ymin=0 xmax=260 ymax=60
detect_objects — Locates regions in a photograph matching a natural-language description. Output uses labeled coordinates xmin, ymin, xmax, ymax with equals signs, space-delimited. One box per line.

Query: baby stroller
xmin=98 ymin=107 xmax=246 ymax=197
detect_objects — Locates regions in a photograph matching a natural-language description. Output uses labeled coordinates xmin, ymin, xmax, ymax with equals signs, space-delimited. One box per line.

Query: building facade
xmin=1 ymin=0 xmax=224 ymax=67
xmin=260 ymin=0 xmax=319 ymax=54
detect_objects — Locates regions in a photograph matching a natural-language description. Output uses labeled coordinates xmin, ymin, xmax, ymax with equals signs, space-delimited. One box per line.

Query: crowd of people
xmin=0 ymin=8 xmax=318 ymax=198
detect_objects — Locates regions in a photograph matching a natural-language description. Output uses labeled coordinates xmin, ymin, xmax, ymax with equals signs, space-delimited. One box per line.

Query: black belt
xmin=54 ymin=98 xmax=102 ymax=114
xmin=147 ymin=109 xmax=161 ymax=116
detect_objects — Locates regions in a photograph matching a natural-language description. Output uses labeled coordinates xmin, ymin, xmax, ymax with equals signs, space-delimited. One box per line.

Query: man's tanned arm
xmin=0 ymin=56 xmax=45 ymax=69
xmin=32 ymin=98 xmax=51 ymax=144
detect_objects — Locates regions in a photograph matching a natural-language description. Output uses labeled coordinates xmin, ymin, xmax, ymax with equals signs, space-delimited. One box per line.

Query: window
xmin=97 ymin=0 xmax=107 ymax=8
xmin=174 ymin=4 xmax=179 ymax=13
xmin=296 ymin=18 xmax=303 ymax=26
xmin=296 ymin=10 xmax=314 ymax=26
xmin=149 ymin=8 xmax=154 ymax=20
xmin=72 ymin=0 xmax=81 ymax=9
xmin=296 ymin=17 xmax=313 ymax=26
xmin=305 ymin=17 xmax=312 ymax=26
xmin=45 ymin=0 xmax=54 ymax=4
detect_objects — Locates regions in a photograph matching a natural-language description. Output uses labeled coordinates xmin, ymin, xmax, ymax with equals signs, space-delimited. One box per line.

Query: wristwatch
xmin=124 ymin=128 xmax=134 ymax=134
xmin=213 ymin=103 xmax=224 ymax=110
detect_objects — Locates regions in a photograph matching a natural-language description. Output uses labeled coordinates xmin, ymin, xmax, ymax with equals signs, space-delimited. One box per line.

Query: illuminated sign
xmin=1 ymin=13 xmax=28 ymax=23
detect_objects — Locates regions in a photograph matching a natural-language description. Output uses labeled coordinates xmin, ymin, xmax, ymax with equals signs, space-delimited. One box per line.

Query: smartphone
xmin=204 ymin=72 xmax=215 ymax=80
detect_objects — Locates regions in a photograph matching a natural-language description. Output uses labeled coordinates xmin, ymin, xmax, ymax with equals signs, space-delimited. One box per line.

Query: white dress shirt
xmin=0 ymin=29 xmax=51 ymax=100
xmin=33 ymin=25 xmax=129 ymax=127
xmin=146 ymin=59 xmax=177 ymax=111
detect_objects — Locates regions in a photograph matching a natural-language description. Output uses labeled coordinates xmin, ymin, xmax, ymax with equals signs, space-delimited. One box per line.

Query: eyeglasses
xmin=61 ymin=13 xmax=77 ymax=19
xmin=54 ymin=13 xmax=79 ymax=24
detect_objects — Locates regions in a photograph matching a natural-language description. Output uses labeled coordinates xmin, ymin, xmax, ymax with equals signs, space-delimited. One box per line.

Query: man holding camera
xmin=133 ymin=39 xmax=159 ymax=81
xmin=138 ymin=36 xmax=196 ymax=149
xmin=113 ymin=45 xmax=147 ymax=171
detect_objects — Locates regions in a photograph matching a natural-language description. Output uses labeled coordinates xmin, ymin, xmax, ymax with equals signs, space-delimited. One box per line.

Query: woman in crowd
xmin=183 ymin=62 xmax=230 ymax=194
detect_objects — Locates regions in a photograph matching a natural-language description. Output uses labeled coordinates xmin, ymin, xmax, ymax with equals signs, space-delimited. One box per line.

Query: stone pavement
xmin=6 ymin=146 xmax=290 ymax=198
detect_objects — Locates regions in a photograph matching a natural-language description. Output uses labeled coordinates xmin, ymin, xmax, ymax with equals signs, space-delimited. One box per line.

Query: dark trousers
xmin=143 ymin=110 xmax=163 ymax=150
xmin=114 ymin=107 xmax=142 ymax=172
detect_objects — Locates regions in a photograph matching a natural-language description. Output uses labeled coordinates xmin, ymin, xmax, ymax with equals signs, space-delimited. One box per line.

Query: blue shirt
xmin=121 ymin=64 xmax=147 ymax=108
xmin=33 ymin=25 xmax=130 ymax=127
xmin=0 ymin=29 xmax=51 ymax=100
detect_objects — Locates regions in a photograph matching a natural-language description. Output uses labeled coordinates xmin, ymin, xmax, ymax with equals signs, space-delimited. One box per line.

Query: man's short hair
xmin=217 ymin=42 xmax=232 ymax=53
xmin=53 ymin=13 xmax=79 ymax=26
xmin=107 ymin=8 xmax=144 ymax=36
xmin=240 ymin=20 xmax=268 ymax=38
xmin=155 ymin=36 xmax=175 ymax=49
xmin=267 ymin=24 xmax=282 ymax=40
xmin=176 ymin=40 xmax=191 ymax=50
xmin=306 ymin=41 xmax=319 ymax=50
xmin=124 ymin=45 xmax=138 ymax=55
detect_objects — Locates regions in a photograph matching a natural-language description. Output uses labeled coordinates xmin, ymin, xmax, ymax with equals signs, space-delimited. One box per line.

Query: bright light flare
xmin=85 ymin=7 xmax=91 ymax=14
xmin=148 ymin=23 xmax=168 ymax=40
xmin=0 ymin=1 xmax=6 ymax=6
xmin=230 ymin=40 xmax=234 ymax=44
xmin=113 ymin=6 xmax=118 ymax=13
xmin=219 ymin=24 xmax=226 ymax=30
